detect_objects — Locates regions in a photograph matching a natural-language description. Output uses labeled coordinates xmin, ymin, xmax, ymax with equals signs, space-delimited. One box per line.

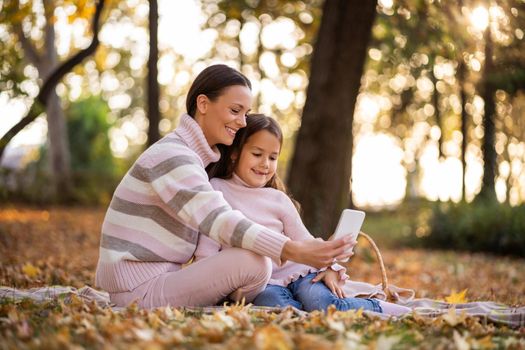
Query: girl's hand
xmin=281 ymin=237 xmax=356 ymax=269
xmin=312 ymin=269 xmax=346 ymax=299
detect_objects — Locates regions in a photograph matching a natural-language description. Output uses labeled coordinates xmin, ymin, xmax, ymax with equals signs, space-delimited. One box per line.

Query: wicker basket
xmin=357 ymin=231 xmax=395 ymax=301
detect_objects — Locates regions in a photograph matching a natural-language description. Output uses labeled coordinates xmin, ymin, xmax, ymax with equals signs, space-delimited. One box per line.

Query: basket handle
xmin=357 ymin=231 xmax=394 ymax=301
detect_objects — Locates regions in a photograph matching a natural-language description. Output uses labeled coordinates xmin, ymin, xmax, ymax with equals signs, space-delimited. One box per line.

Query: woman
xmin=95 ymin=64 xmax=353 ymax=308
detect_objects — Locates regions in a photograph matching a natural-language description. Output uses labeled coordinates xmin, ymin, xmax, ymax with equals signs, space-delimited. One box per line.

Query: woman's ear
xmin=196 ymin=94 xmax=208 ymax=115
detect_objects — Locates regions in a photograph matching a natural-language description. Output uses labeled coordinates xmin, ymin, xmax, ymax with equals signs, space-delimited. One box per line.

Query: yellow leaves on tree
xmin=66 ymin=0 xmax=95 ymax=24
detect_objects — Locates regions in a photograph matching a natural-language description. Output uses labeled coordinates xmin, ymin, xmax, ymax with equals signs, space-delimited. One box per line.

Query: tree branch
xmin=0 ymin=0 xmax=105 ymax=159
xmin=13 ymin=23 xmax=42 ymax=69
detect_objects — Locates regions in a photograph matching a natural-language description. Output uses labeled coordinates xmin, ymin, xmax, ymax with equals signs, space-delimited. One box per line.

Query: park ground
xmin=0 ymin=206 xmax=524 ymax=349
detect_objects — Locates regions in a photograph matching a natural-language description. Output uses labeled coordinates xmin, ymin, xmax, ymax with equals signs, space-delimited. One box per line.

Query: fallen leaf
xmin=473 ymin=335 xmax=495 ymax=349
xmin=295 ymin=333 xmax=333 ymax=350
xmin=22 ymin=263 xmax=40 ymax=278
xmin=134 ymin=328 xmax=155 ymax=341
xmin=214 ymin=311 xmax=236 ymax=329
xmin=326 ymin=318 xmax=345 ymax=333
xmin=341 ymin=330 xmax=365 ymax=349
xmin=254 ymin=324 xmax=293 ymax=350
xmin=375 ymin=334 xmax=402 ymax=350
xmin=15 ymin=320 xmax=32 ymax=339
xmin=442 ymin=307 xmax=467 ymax=327
xmin=445 ymin=289 xmax=469 ymax=304
xmin=453 ymin=330 xmax=470 ymax=350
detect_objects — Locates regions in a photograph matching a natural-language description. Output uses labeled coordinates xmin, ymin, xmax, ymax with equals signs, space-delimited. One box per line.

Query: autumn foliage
xmin=0 ymin=207 xmax=524 ymax=348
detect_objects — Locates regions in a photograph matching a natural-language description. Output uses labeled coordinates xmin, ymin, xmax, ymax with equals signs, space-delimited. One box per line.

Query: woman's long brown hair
xmin=186 ymin=64 xmax=251 ymax=118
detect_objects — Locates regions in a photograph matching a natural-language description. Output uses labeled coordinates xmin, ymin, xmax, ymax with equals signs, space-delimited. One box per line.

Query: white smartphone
xmin=330 ymin=209 xmax=365 ymax=262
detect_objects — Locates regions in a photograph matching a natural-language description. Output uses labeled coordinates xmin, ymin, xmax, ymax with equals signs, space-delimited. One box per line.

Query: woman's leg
xmin=253 ymin=285 xmax=303 ymax=309
xmin=291 ymin=273 xmax=382 ymax=313
xmin=377 ymin=301 xmax=411 ymax=316
xmin=112 ymin=247 xmax=273 ymax=308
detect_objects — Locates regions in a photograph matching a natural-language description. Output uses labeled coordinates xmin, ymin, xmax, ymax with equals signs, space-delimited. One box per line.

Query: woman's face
xmin=195 ymin=85 xmax=252 ymax=146
xmin=233 ymin=130 xmax=281 ymax=188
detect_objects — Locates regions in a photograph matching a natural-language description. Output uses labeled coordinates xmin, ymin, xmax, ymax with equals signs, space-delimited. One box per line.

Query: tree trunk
xmin=431 ymin=68 xmax=444 ymax=160
xmin=147 ymin=0 xmax=160 ymax=146
xmin=457 ymin=60 xmax=468 ymax=202
xmin=478 ymin=26 xmax=497 ymax=201
xmin=42 ymin=0 xmax=72 ymax=198
xmin=287 ymin=0 xmax=377 ymax=238
xmin=253 ymin=22 xmax=267 ymax=111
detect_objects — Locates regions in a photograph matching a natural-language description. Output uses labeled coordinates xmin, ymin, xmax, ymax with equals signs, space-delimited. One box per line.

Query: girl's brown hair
xmin=207 ymin=114 xmax=300 ymax=211
xmin=186 ymin=64 xmax=251 ymax=118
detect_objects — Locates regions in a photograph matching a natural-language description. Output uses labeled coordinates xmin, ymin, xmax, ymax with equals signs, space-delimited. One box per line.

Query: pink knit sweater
xmin=95 ymin=114 xmax=289 ymax=293
xmin=194 ymin=174 xmax=345 ymax=287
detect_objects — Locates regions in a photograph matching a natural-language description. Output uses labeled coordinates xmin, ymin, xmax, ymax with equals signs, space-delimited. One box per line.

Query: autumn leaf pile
xmin=1 ymin=206 xmax=524 ymax=349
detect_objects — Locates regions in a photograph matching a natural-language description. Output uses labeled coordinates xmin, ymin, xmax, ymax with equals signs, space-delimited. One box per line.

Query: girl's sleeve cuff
xmin=318 ymin=263 xmax=347 ymax=273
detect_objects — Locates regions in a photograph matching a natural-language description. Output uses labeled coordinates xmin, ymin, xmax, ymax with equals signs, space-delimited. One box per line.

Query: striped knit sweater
xmin=95 ymin=114 xmax=290 ymax=293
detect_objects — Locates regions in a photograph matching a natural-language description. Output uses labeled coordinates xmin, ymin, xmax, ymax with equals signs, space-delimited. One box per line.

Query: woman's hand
xmin=281 ymin=236 xmax=356 ymax=269
xmin=312 ymin=268 xmax=346 ymax=298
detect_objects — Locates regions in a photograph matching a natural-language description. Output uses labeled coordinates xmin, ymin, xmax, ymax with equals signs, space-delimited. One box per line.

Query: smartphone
xmin=330 ymin=209 xmax=365 ymax=262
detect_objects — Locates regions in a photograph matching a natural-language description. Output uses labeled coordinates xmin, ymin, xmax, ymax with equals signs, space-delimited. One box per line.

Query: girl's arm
xmin=312 ymin=268 xmax=348 ymax=298
xmin=279 ymin=195 xmax=316 ymax=241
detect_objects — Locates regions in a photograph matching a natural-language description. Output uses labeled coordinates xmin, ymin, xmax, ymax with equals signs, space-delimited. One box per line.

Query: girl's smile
xmin=252 ymin=169 xmax=269 ymax=176
xmin=233 ymin=129 xmax=281 ymax=188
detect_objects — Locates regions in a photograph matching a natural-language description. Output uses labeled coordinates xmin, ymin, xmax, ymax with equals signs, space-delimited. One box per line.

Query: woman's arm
xmin=194 ymin=234 xmax=222 ymax=262
xmin=147 ymin=158 xmax=289 ymax=263
xmin=281 ymin=238 xmax=353 ymax=269
xmin=145 ymin=153 xmax=353 ymax=267
xmin=280 ymin=195 xmax=356 ymax=269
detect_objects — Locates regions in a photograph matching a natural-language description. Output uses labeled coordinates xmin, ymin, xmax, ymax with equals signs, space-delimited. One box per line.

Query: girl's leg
xmin=111 ymin=247 xmax=272 ymax=308
xmin=253 ymin=285 xmax=303 ymax=309
xmin=291 ymin=273 xmax=382 ymax=313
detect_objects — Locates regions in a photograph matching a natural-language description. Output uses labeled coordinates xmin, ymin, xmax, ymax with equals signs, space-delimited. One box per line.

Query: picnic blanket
xmin=1 ymin=284 xmax=523 ymax=328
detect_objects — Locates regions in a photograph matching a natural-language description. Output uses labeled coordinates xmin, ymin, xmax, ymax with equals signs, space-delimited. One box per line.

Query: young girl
xmin=198 ymin=114 xmax=410 ymax=315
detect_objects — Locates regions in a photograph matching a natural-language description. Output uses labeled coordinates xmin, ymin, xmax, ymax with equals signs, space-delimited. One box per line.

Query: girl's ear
xmin=230 ymin=150 xmax=239 ymax=162
xmin=196 ymin=94 xmax=208 ymax=115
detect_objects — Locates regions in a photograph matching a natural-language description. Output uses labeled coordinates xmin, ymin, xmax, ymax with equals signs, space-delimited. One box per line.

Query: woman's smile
xmin=225 ymin=126 xmax=238 ymax=138
xmin=194 ymin=85 xmax=252 ymax=146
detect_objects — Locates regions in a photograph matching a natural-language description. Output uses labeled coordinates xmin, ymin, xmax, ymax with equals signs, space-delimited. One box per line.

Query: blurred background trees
xmin=287 ymin=0 xmax=377 ymax=238
xmin=1 ymin=0 xmax=524 ymax=254
xmin=0 ymin=0 xmax=107 ymax=199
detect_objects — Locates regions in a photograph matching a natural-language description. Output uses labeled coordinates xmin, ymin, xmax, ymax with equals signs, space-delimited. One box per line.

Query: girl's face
xmin=195 ymin=85 xmax=252 ymax=146
xmin=233 ymin=130 xmax=281 ymax=188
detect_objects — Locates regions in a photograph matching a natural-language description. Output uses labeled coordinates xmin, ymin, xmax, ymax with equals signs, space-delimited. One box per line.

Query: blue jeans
xmin=253 ymin=273 xmax=382 ymax=313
